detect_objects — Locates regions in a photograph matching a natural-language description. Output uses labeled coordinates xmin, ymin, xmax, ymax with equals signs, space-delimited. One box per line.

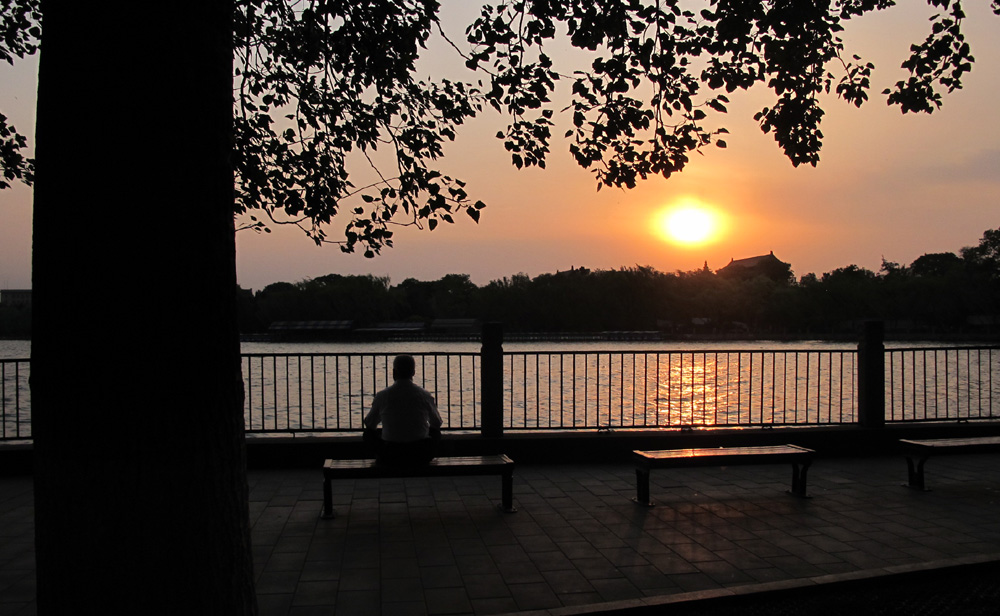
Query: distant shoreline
xmin=239 ymin=331 xmax=1000 ymax=344
xmin=4 ymin=331 xmax=999 ymax=345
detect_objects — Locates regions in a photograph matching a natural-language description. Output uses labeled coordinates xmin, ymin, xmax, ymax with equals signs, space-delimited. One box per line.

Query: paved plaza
xmin=3 ymin=453 xmax=1000 ymax=614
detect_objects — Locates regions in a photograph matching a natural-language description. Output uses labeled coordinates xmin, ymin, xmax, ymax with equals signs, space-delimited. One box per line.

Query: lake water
xmin=4 ymin=339 xmax=999 ymax=437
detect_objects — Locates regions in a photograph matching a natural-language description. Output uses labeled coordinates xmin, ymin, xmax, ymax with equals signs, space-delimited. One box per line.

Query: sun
xmin=653 ymin=201 xmax=724 ymax=246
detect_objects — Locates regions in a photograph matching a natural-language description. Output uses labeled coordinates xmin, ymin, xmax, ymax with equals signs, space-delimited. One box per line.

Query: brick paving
xmin=3 ymin=453 xmax=1000 ymax=615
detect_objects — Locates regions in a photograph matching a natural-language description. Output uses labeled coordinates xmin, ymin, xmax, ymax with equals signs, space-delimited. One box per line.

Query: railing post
xmin=481 ymin=322 xmax=504 ymax=438
xmin=858 ymin=320 xmax=885 ymax=428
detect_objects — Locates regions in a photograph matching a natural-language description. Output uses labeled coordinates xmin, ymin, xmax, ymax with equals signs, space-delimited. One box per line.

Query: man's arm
xmin=425 ymin=390 xmax=443 ymax=429
xmin=364 ymin=392 xmax=382 ymax=430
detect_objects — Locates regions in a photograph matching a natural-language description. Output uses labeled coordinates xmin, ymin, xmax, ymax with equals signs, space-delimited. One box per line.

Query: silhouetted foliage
xmin=5 ymin=1 xmax=997 ymax=254
xmin=0 ymin=0 xmax=39 ymax=188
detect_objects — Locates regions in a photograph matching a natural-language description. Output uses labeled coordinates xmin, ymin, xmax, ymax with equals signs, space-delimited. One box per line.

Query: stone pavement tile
xmin=455 ymin=553 xmax=501 ymax=575
xmin=300 ymin=559 xmax=340 ymax=582
xmin=712 ymin=547 xmax=774 ymax=570
xmin=731 ymin=537 xmax=792 ymax=559
xmin=486 ymin=543 xmax=530 ymax=564
xmin=557 ymin=540 xmax=604 ymax=560
xmin=746 ymin=566 xmax=795 ymax=583
xmin=793 ymin=546 xmax=852 ymax=566
xmin=669 ymin=571 xmax=724 ymax=593
xmin=497 ymin=560 xmax=545 ymax=584
xmin=462 ymin=573 xmax=511 ymax=600
xmin=424 ymin=586 xmax=472 ymax=614
xmin=696 ymin=559 xmax=758 ymax=585
xmin=508 ymin=581 xmax=561 ymax=611
xmin=379 ymin=600 xmax=427 ymax=616
xmin=420 ymin=564 xmax=464 ymax=588
xmin=645 ymin=552 xmax=699 ymax=575
xmin=287 ymin=607 xmax=338 ymax=616
xmin=768 ymin=554 xmax=832 ymax=578
xmin=618 ymin=564 xmax=677 ymax=591
xmin=256 ymin=570 xmax=300 ymax=595
xmin=470 ymin=597 xmax=519 ymax=615
xmin=263 ymin=551 xmax=309 ymax=574
xmin=334 ymin=590 xmax=380 ymax=616
xmin=274 ymin=534 xmax=313 ymax=554
xmin=599 ymin=547 xmax=652 ymax=569
xmin=516 ymin=533 xmax=558 ymax=554
xmin=590 ymin=576 xmax=642 ymax=602
xmin=528 ymin=549 xmax=576 ymax=572
xmin=451 ymin=537 xmax=490 ymax=557
xmin=339 ymin=566 xmax=380 ymax=592
xmin=815 ymin=560 xmax=862 ymax=576
xmin=291 ymin=580 xmax=338 ymax=607
xmin=416 ymin=545 xmax=457 ymax=567
xmin=541 ymin=568 xmax=596 ymax=594
xmin=381 ymin=556 xmax=422 ymax=579
xmin=574 ymin=555 xmax=627 ymax=580
xmin=257 ymin=592 xmax=294 ymax=616
xmin=379 ymin=578 xmax=424 ymax=603
xmin=669 ymin=541 xmax=721 ymax=563
xmin=797 ymin=534 xmax=854 ymax=553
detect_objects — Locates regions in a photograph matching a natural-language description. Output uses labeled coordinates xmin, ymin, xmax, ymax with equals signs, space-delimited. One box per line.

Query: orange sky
xmin=2 ymin=3 xmax=999 ymax=291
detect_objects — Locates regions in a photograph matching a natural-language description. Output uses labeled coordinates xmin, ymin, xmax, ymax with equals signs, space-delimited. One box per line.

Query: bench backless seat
xmin=321 ymin=454 xmax=516 ymax=519
xmin=900 ymin=436 xmax=1000 ymax=490
xmin=632 ymin=444 xmax=815 ymax=506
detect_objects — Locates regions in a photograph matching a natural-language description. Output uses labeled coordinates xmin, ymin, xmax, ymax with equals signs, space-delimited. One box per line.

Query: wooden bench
xmin=900 ymin=436 xmax=1000 ymax=490
xmin=321 ymin=454 xmax=516 ymax=519
xmin=632 ymin=445 xmax=815 ymax=506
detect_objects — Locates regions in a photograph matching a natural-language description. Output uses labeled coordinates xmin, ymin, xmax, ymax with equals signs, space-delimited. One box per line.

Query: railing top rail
xmin=887 ymin=345 xmax=1000 ymax=352
xmin=503 ymin=347 xmax=859 ymax=356
xmin=0 ymin=358 xmax=29 ymax=362
xmin=241 ymin=351 xmax=480 ymax=359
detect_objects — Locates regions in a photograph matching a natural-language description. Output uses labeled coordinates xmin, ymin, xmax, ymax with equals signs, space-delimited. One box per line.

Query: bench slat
xmin=900 ymin=437 xmax=1000 ymax=451
xmin=635 ymin=445 xmax=810 ymax=463
xmin=632 ymin=445 xmax=814 ymax=505
xmin=325 ymin=455 xmax=512 ymax=472
xmin=321 ymin=454 xmax=516 ymax=519
xmin=900 ymin=437 xmax=1000 ymax=490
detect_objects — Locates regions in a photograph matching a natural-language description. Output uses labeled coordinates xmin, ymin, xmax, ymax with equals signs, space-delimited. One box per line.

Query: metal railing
xmin=3 ymin=344 xmax=1000 ymax=442
xmin=1 ymin=359 xmax=30 ymax=440
xmin=242 ymin=352 xmax=481 ymax=433
xmin=504 ymin=350 xmax=858 ymax=430
xmin=887 ymin=346 xmax=1000 ymax=422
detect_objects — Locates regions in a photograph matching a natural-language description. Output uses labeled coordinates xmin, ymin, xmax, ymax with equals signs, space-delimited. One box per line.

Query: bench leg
xmin=905 ymin=455 xmax=930 ymax=490
xmin=320 ymin=475 xmax=336 ymax=520
xmin=499 ymin=469 xmax=517 ymax=513
xmin=633 ymin=468 xmax=654 ymax=507
xmin=789 ymin=461 xmax=811 ymax=498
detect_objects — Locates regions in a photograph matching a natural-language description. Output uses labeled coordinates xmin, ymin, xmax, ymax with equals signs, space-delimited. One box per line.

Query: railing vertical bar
xmin=1 ymin=362 xmax=6 ymax=439
xmin=771 ymin=352 xmax=778 ymax=424
xmin=619 ymin=352 xmax=624 ymax=427
xmin=966 ymin=349 xmax=972 ymax=418
xmin=713 ymin=352 xmax=720 ymax=425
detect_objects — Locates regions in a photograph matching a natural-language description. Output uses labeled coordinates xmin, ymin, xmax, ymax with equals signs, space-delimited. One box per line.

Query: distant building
xmin=430 ymin=318 xmax=480 ymax=334
xmin=267 ymin=320 xmax=352 ymax=341
xmin=717 ymin=252 xmax=793 ymax=284
xmin=0 ymin=289 xmax=31 ymax=309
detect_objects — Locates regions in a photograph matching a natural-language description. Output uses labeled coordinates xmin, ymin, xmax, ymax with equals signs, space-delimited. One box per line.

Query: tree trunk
xmin=31 ymin=2 xmax=256 ymax=613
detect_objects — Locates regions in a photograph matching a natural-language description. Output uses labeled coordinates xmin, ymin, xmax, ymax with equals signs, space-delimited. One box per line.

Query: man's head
xmin=392 ymin=355 xmax=416 ymax=381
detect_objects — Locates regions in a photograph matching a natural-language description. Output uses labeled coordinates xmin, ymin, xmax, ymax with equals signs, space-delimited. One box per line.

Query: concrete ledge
xmin=243 ymin=421 xmax=1000 ymax=467
xmin=6 ymin=421 xmax=1000 ymax=473
xmin=504 ymin=553 xmax=1000 ymax=616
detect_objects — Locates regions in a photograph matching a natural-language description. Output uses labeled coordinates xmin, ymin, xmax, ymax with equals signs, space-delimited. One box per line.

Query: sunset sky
xmin=1 ymin=2 xmax=998 ymax=292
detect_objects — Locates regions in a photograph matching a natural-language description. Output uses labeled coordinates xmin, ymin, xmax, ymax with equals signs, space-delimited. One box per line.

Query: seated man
xmin=364 ymin=355 xmax=443 ymax=466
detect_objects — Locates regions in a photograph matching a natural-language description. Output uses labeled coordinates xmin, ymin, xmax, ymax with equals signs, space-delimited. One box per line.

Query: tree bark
xmin=31 ymin=2 xmax=256 ymax=613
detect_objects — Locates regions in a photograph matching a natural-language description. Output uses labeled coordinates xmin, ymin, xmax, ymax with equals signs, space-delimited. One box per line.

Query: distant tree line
xmin=237 ymin=228 xmax=1000 ymax=338
xmin=3 ymin=228 xmax=997 ymax=341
